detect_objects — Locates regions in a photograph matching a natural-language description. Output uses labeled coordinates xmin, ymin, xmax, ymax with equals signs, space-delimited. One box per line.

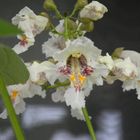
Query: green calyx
xmin=112 ymin=48 xmax=124 ymax=60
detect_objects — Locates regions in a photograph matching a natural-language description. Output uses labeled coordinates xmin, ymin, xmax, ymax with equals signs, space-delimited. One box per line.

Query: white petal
xmin=99 ymin=53 xmax=114 ymax=70
xmin=0 ymin=98 xmax=26 ymax=119
xmin=83 ymin=78 xmax=93 ymax=97
xmin=14 ymin=98 xmax=26 ymax=115
xmin=12 ymin=6 xmax=36 ymax=25
xmin=136 ymin=86 xmax=140 ymax=100
xmin=28 ymin=61 xmax=48 ymax=85
xmin=33 ymin=15 xmax=48 ymax=35
xmin=13 ymin=34 xmax=35 ymax=54
xmin=105 ymin=75 xmax=117 ymax=84
xmin=122 ymin=80 xmax=136 ymax=91
xmin=53 ymin=37 xmax=101 ymax=67
xmin=121 ymin=50 xmax=140 ymax=67
xmin=114 ymin=57 xmax=138 ymax=78
xmin=28 ymin=83 xmax=46 ymax=98
xmin=71 ymin=108 xmax=85 ymax=121
xmin=51 ymin=87 xmax=66 ymax=102
xmin=64 ymin=87 xmax=85 ymax=109
xmin=43 ymin=61 xmax=61 ymax=85
xmin=0 ymin=110 xmax=7 ymax=119
xmin=42 ymin=36 xmax=65 ymax=58
xmin=55 ymin=20 xmax=64 ymax=33
xmin=90 ymin=63 xmax=109 ymax=86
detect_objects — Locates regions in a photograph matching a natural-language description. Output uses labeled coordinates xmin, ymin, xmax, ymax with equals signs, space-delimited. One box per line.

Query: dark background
xmin=0 ymin=0 xmax=140 ymax=140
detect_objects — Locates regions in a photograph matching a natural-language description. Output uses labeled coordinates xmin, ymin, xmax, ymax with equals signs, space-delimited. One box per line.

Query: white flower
xmin=12 ymin=6 xmax=48 ymax=54
xmin=43 ymin=36 xmax=108 ymax=114
xmin=0 ymin=80 xmax=46 ymax=119
xmin=118 ymin=50 xmax=140 ymax=99
xmin=99 ymin=53 xmax=114 ymax=70
xmin=80 ymin=1 xmax=108 ymax=21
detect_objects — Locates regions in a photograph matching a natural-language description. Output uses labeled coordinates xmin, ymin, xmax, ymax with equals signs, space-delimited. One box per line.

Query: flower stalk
xmin=82 ymin=107 xmax=96 ymax=140
xmin=43 ymin=80 xmax=70 ymax=90
xmin=0 ymin=77 xmax=25 ymax=140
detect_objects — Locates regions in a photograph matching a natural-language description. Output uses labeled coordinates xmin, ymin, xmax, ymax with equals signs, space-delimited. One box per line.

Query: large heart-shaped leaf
xmin=0 ymin=44 xmax=29 ymax=85
xmin=0 ymin=19 xmax=22 ymax=37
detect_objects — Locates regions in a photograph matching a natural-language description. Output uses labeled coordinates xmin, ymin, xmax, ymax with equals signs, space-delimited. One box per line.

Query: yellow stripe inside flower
xmin=69 ymin=56 xmax=86 ymax=91
xmin=11 ymin=90 xmax=19 ymax=101
xmin=70 ymin=73 xmax=86 ymax=91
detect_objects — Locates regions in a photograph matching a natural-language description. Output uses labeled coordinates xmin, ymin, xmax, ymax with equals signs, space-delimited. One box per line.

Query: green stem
xmin=0 ymin=77 xmax=25 ymax=140
xmin=70 ymin=8 xmax=77 ymax=17
xmin=64 ymin=17 xmax=69 ymax=40
xmin=44 ymin=81 xmax=70 ymax=90
xmin=82 ymin=107 xmax=96 ymax=140
xmin=55 ymin=8 xmax=63 ymax=19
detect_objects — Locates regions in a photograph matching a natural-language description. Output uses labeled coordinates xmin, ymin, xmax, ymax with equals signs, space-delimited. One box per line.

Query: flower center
xmin=60 ymin=54 xmax=94 ymax=91
xmin=10 ymin=90 xmax=19 ymax=102
xmin=20 ymin=35 xmax=28 ymax=46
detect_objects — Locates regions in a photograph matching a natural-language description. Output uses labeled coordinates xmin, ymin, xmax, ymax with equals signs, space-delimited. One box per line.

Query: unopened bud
xmin=75 ymin=0 xmax=88 ymax=11
xmin=112 ymin=48 xmax=124 ymax=59
xmin=67 ymin=19 xmax=77 ymax=31
xmin=43 ymin=0 xmax=57 ymax=11
xmin=80 ymin=21 xmax=94 ymax=32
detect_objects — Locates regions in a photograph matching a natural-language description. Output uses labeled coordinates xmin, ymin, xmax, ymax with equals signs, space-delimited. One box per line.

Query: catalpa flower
xmin=120 ymin=50 xmax=140 ymax=99
xmin=12 ymin=6 xmax=48 ymax=54
xmin=0 ymin=80 xmax=46 ymax=119
xmin=80 ymin=1 xmax=108 ymax=21
xmin=99 ymin=53 xmax=138 ymax=84
xmin=43 ymin=37 xmax=108 ymax=120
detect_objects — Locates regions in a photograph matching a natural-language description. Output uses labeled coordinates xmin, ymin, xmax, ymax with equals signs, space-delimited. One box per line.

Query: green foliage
xmin=0 ymin=44 xmax=29 ymax=85
xmin=0 ymin=19 xmax=22 ymax=37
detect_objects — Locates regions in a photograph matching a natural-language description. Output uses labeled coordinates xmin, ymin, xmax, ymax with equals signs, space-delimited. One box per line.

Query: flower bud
xmin=67 ymin=19 xmax=77 ymax=31
xmin=43 ymin=0 xmax=57 ymax=11
xmin=112 ymin=48 xmax=124 ymax=59
xmin=74 ymin=0 xmax=88 ymax=11
xmin=80 ymin=21 xmax=94 ymax=32
xmin=80 ymin=1 xmax=108 ymax=21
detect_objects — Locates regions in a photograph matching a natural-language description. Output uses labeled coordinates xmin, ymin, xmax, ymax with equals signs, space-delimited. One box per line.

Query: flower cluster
xmin=1 ymin=0 xmax=140 ymax=121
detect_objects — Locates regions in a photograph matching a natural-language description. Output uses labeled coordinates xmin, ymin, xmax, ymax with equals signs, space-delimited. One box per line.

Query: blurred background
xmin=0 ymin=0 xmax=140 ymax=140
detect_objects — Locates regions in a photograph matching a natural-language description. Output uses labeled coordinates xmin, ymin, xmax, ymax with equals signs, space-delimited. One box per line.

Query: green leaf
xmin=0 ymin=44 xmax=29 ymax=85
xmin=0 ymin=19 xmax=22 ymax=37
